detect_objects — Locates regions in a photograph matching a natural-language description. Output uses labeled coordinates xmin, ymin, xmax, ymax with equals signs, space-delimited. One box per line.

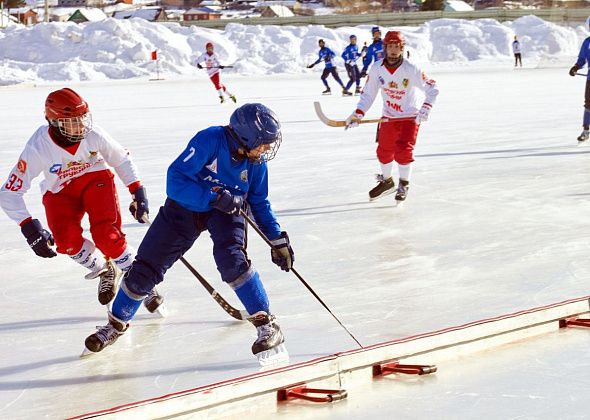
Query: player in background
xmin=512 ymin=36 xmax=522 ymax=67
xmin=195 ymin=42 xmax=236 ymax=104
xmin=345 ymin=31 xmax=439 ymax=203
xmin=0 ymin=88 xmax=163 ymax=312
xmin=84 ymin=103 xmax=294 ymax=366
xmin=342 ymin=34 xmax=363 ymax=95
xmin=360 ymin=26 xmax=384 ymax=78
xmin=569 ymin=16 xmax=590 ymax=142
xmin=307 ymin=39 xmax=350 ymax=96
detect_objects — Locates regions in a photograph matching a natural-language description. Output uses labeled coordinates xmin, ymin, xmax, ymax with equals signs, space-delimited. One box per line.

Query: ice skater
xmin=195 ymin=42 xmax=236 ymax=104
xmin=84 ymin=103 xmax=294 ymax=366
xmin=360 ymin=26 xmax=384 ymax=78
xmin=569 ymin=17 xmax=590 ymax=142
xmin=512 ymin=36 xmax=522 ymax=67
xmin=345 ymin=31 xmax=439 ymax=203
xmin=0 ymin=88 xmax=163 ymax=312
xmin=307 ymin=39 xmax=349 ymax=96
xmin=342 ymin=34 xmax=362 ymax=95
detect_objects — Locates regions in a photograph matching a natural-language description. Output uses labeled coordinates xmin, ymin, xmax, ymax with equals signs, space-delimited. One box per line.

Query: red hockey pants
xmin=42 ymin=169 xmax=127 ymax=258
xmin=376 ymin=119 xmax=420 ymax=165
xmin=209 ymin=72 xmax=226 ymax=91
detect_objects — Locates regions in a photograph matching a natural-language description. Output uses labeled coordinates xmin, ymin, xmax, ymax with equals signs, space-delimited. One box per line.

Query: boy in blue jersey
xmin=360 ymin=26 xmax=384 ymax=78
xmin=569 ymin=17 xmax=590 ymax=142
xmin=308 ymin=39 xmax=350 ymax=96
xmin=342 ymin=34 xmax=362 ymax=95
xmin=84 ymin=103 xmax=294 ymax=365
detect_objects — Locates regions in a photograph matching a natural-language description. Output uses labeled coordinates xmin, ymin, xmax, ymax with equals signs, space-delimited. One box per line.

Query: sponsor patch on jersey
xmin=378 ymin=76 xmax=385 ymax=85
xmin=67 ymin=160 xmax=84 ymax=168
xmin=49 ymin=163 xmax=62 ymax=174
xmin=17 ymin=159 xmax=27 ymax=174
xmin=89 ymin=151 xmax=98 ymax=158
xmin=389 ymin=81 xmax=398 ymax=89
xmin=205 ymin=158 xmax=218 ymax=174
xmin=402 ymin=78 xmax=409 ymax=88
xmin=240 ymin=170 xmax=248 ymax=182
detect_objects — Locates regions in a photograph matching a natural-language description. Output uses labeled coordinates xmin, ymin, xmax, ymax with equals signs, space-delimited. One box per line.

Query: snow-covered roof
xmin=185 ymin=7 xmax=222 ymax=14
xmin=113 ymin=7 xmax=163 ymax=20
xmin=262 ymin=4 xmax=294 ymax=16
xmin=0 ymin=11 xmax=20 ymax=27
xmin=444 ymin=0 xmax=475 ymax=11
xmin=73 ymin=8 xmax=107 ymax=21
xmin=103 ymin=3 xmax=136 ymax=14
xmin=200 ymin=0 xmax=221 ymax=5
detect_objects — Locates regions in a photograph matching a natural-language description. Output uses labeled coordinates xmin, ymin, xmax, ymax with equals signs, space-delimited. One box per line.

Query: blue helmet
xmin=229 ymin=103 xmax=282 ymax=163
xmin=371 ymin=26 xmax=380 ymax=35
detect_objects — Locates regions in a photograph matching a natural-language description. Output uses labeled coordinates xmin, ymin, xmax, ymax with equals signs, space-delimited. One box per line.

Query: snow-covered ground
xmin=1 ymin=62 xmax=590 ymax=418
xmin=0 ymin=15 xmax=587 ymax=85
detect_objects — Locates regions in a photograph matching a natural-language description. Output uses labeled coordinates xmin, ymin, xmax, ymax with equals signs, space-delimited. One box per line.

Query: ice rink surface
xmin=1 ymin=67 xmax=590 ymax=418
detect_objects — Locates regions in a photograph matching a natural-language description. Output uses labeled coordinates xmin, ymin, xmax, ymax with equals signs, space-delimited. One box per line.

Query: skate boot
xmin=322 ymin=87 xmax=331 ymax=95
xmin=85 ymin=260 xmax=122 ymax=305
xmin=230 ymin=95 xmax=237 ymax=103
xmin=219 ymin=96 xmax=225 ymax=104
xmin=577 ymin=129 xmax=589 ymax=142
xmin=83 ymin=314 xmax=128 ymax=355
xmin=395 ymin=179 xmax=410 ymax=201
xmin=143 ymin=288 xmax=167 ymax=317
xmin=342 ymin=88 xmax=353 ymax=97
xmin=248 ymin=311 xmax=289 ymax=367
xmin=369 ymin=175 xmax=395 ymax=201
xmin=355 ymin=86 xmax=362 ymax=95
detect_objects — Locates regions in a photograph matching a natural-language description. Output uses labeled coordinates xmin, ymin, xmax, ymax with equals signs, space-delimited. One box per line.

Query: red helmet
xmin=383 ymin=31 xmax=405 ymax=47
xmin=206 ymin=42 xmax=213 ymax=49
xmin=45 ymin=88 xmax=92 ymax=143
xmin=45 ymin=88 xmax=89 ymax=120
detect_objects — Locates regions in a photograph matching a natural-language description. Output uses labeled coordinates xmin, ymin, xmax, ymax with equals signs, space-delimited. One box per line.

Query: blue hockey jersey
xmin=166 ymin=126 xmax=281 ymax=239
xmin=312 ymin=47 xmax=337 ymax=69
xmin=362 ymin=40 xmax=384 ymax=71
xmin=341 ymin=44 xmax=361 ymax=65
xmin=575 ymin=37 xmax=590 ymax=79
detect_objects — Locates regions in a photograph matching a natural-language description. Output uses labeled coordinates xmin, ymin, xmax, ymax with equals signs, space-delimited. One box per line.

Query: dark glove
xmin=211 ymin=189 xmax=243 ymax=215
xmin=129 ymin=186 xmax=149 ymax=223
xmin=219 ymin=65 xmax=225 ymax=69
xmin=21 ymin=218 xmax=57 ymax=258
xmin=569 ymin=65 xmax=580 ymax=77
xmin=197 ymin=63 xmax=203 ymax=69
xmin=307 ymin=64 xmax=314 ymax=69
xmin=360 ymin=68 xmax=367 ymax=78
xmin=270 ymin=231 xmax=294 ymax=272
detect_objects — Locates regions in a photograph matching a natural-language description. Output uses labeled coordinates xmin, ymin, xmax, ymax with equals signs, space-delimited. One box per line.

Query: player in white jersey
xmin=195 ymin=42 xmax=236 ymax=104
xmin=345 ymin=31 xmax=439 ymax=202
xmin=0 ymin=88 xmax=162 ymax=311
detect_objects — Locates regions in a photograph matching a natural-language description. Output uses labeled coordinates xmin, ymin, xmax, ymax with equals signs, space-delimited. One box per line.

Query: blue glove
xmin=21 ymin=218 xmax=57 ymax=258
xmin=270 ymin=231 xmax=294 ymax=272
xmin=129 ymin=186 xmax=149 ymax=223
xmin=211 ymin=189 xmax=243 ymax=215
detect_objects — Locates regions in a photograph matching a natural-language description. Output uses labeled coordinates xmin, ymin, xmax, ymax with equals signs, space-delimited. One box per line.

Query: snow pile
xmin=0 ymin=15 xmax=586 ymax=85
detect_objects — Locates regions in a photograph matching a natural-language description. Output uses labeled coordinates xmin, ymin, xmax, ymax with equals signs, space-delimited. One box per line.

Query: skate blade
xmin=80 ymin=347 xmax=97 ymax=358
xmin=394 ymin=199 xmax=406 ymax=208
xmin=255 ymin=343 xmax=289 ymax=367
xmin=369 ymin=189 xmax=395 ymax=202
xmin=154 ymin=303 xmax=168 ymax=318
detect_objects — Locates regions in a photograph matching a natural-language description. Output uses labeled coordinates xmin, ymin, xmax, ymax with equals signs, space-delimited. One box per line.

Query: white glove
xmin=416 ymin=103 xmax=432 ymax=124
xmin=345 ymin=110 xmax=364 ymax=130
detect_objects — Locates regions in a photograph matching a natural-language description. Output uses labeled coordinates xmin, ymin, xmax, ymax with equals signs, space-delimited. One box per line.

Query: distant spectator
xmin=512 ymin=36 xmax=522 ymax=67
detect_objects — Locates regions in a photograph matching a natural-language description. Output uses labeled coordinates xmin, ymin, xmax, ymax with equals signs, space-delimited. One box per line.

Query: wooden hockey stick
xmin=313 ymin=101 xmax=416 ymax=128
xmin=142 ymin=217 xmax=249 ymax=321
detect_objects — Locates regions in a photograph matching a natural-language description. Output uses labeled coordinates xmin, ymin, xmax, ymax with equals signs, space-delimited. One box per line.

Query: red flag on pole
xmin=151 ymin=50 xmax=158 ymax=61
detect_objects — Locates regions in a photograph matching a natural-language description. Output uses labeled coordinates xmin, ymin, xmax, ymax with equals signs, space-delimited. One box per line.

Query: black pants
xmin=321 ymin=67 xmax=344 ymax=88
xmin=514 ymin=53 xmax=522 ymax=67
xmin=345 ymin=63 xmax=360 ymax=90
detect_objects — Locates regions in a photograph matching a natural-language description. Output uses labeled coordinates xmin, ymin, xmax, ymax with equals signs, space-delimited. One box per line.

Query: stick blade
xmin=314 ymin=101 xmax=346 ymax=127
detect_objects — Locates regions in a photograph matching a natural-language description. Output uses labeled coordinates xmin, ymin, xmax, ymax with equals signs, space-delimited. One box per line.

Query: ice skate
xmin=322 ymin=88 xmax=331 ymax=95
xmin=219 ymin=96 xmax=225 ymax=104
xmin=81 ymin=314 xmax=128 ymax=356
xmin=355 ymin=86 xmax=362 ymax=95
xmin=342 ymin=89 xmax=353 ymax=97
xmin=144 ymin=288 xmax=167 ymax=318
xmin=85 ymin=260 xmax=122 ymax=305
xmin=229 ymin=95 xmax=237 ymax=103
xmin=248 ymin=311 xmax=289 ymax=367
xmin=577 ymin=129 xmax=589 ymax=142
xmin=395 ymin=179 xmax=410 ymax=202
xmin=369 ymin=175 xmax=395 ymax=201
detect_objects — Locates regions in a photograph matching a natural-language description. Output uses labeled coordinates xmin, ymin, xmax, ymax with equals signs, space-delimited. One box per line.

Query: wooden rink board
xmin=67 ymin=296 xmax=590 ymax=419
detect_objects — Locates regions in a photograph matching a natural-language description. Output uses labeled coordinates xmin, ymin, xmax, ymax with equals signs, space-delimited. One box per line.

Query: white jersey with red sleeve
xmin=0 ymin=124 xmax=140 ymax=225
xmin=195 ymin=52 xmax=221 ymax=77
xmin=355 ymin=59 xmax=439 ymax=118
